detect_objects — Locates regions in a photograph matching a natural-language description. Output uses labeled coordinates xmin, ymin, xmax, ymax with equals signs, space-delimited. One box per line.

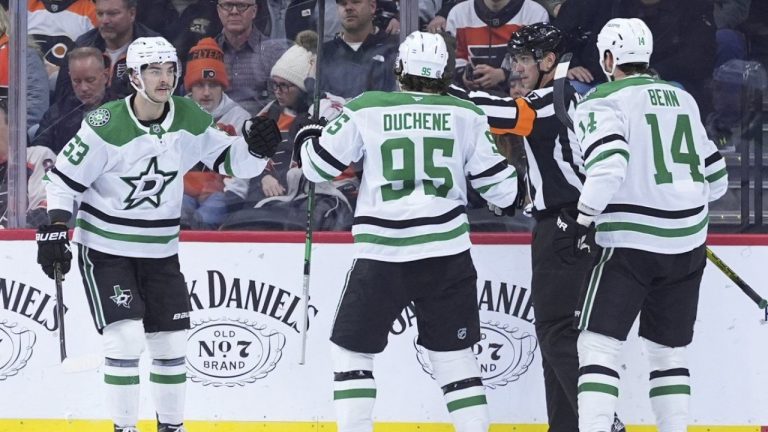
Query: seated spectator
xmin=280 ymin=0 xmax=397 ymax=41
xmin=316 ymin=0 xmax=399 ymax=99
xmin=0 ymin=6 xmax=50 ymax=135
xmin=28 ymin=0 xmax=98 ymax=89
xmin=215 ymin=0 xmax=290 ymax=114
xmin=52 ymin=0 xmax=160 ymax=104
xmin=447 ymin=0 xmax=548 ymax=93
xmin=33 ymin=47 xmax=111 ymax=154
xmin=136 ymin=0 xmax=223 ymax=64
xmin=181 ymin=37 xmax=250 ymax=229
xmin=0 ymin=98 xmax=56 ymax=228
xmin=221 ymin=31 xmax=354 ymax=230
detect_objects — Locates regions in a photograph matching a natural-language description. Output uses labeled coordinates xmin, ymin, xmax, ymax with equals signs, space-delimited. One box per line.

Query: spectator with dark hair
xmin=52 ymin=0 xmax=160 ymax=104
xmin=446 ymin=0 xmax=549 ymax=93
xmin=316 ymin=0 xmax=399 ymax=99
xmin=713 ymin=0 xmax=749 ymax=66
xmin=215 ymin=0 xmax=290 ymax=114
xmin=33 ymin=47 xmax=112 ymax=154
xmin=0 ymin=98 xmax=57 ymax=228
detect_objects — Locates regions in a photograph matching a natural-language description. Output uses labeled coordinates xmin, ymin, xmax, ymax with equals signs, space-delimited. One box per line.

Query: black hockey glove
xmin=293 ymin=119 xmax=327 ymax=168
xmin=552 ymin=209 xmax=596 ymax=265
xmin=243 ymin=116 xmax=280 ymax=159
xmin=36 ymin=224 xmax=72 ymax=279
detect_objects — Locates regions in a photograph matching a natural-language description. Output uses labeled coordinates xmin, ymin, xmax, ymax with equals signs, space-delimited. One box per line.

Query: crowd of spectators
xmin=0 ymin=0 xmax=765 ymax=230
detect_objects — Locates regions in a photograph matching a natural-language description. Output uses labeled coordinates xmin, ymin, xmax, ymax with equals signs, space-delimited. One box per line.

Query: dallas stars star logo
xmin=121 ymin=156 xmax=177 ymax=210
xmin=110 ymin=285 xmax=133 ymax=308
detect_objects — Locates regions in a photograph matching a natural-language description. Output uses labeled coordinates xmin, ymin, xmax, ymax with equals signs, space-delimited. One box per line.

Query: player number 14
xmin=645 ymin=113 xmax=704 ymax=184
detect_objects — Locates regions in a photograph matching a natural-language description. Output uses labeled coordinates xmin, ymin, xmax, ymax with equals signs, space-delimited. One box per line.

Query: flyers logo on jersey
xmin=87 ymin=108 xmax=111 ymax=127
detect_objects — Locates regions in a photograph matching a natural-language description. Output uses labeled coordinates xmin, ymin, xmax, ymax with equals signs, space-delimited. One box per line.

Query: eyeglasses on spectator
xmin=217 ymin=2 xmax=254 ymax=13
xmin=268 ymin=80 xmax=297 ymax=93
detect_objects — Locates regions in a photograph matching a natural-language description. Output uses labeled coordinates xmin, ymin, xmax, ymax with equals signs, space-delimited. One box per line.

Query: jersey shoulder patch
xmin=168 ymin=96 xmax=214 ymax=136
xmin=86 ymin=107 xmax=111 ymax=127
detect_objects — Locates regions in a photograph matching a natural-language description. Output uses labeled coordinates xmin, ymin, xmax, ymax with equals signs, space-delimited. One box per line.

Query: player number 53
xmin=62 ymin=135 xmax=90 ymax=166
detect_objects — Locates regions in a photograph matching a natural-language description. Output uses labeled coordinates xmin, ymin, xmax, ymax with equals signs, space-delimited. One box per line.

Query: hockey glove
xmin=36 ymin=224 xmax=72 ymax=279
xmin=293 ymin=119 xmax=327 ymax=168
xmin=552 ymin=209 xmax=596 ymax=265
xmin=243 ymin=116 xmax=280 ymax=159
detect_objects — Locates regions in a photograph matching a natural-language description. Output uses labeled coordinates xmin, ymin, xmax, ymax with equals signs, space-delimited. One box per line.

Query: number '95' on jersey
xmin=300 ymin=91 xmax=519 ymax=262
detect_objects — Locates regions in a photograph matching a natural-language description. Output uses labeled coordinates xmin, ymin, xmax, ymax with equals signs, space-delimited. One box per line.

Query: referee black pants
xmin=531 ymin=213 xmax=595 ymax=432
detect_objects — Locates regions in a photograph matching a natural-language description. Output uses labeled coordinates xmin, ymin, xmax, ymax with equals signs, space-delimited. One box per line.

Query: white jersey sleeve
xmin=197 ymin=121 xmax=269 ymax=178
xmin=465 ymin=114 xmax=518 ymax=208
xmin=46 ymin=120 xmax=110 ymax=214
xmin=300 ymin=110 xmax=362 ymax=182
xmin=575 ymin=94 xmax=629 ymax=215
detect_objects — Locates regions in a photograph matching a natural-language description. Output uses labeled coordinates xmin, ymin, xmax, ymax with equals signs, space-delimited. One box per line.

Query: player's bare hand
xmin=427 ymin=16 xmax=447 ymax=33
xmin=567 ymin=66 xmax=594 ymax=83
xmin=261 ymin=175 xmax=286 ymax=197
xmin=473 ymin=65 xmax=505 ymax=89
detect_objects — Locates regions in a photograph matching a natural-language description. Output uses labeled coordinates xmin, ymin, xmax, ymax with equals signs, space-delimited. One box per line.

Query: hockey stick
xmin=298 ymin=0 xmax=326 ymax=365
xmin=54 ymin=263 xmax=67 ymax=362
xmin=705 ymin=248 xmax=768 ymax=310
xmin=553 ymin=52 xmax=574 ymax=132
xmin=54 ymin=263 xmax=102 ymax=373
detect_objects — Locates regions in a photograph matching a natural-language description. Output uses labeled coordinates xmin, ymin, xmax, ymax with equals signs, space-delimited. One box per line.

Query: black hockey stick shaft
xmin=54 ymin=263 xmax=67 ymax=362
xmin=706 ymin=247 xmax=768 ymax=309
xmin=553 ymin=52 xmax=574 ymax=131
xmin=299 ymin=0 xmax=326 ymax=365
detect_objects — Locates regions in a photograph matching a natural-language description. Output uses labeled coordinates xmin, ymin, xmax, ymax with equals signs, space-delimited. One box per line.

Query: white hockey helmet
xmin=597 ymin=18 xmax=653 ymax=80
xmin=395 ymin=31 xmax=449 ymax=80
xmin=126 ymin=37 xmax=181 ymax=102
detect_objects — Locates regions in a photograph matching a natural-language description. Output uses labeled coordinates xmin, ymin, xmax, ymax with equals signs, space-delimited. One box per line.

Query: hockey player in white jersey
xmin=35 ymin=37 xmax=280 ymax=432
xmin=555 ymin=18 xmax=729 ymax=432
xmin=295 ymin=31 xmax=520 ymax=432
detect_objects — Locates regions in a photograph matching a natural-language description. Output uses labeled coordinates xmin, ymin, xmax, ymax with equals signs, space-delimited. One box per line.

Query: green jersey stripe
xmin=345 ymin=91 xmax=484 ymax=115
xmin=475 ymin=172 xmax=517 ymax=194
xmin=446 ymin=395 xmax=488 ymax=413
xmin=596 ymin=215 xmax=708 ymax=238
xmin=224 ymin=147 xmax=235 ymax=176
xmin=80 ymin=245 xmax=106 ymax=328
xmin=334 ymin=389 xmax=377 ymax=400
xmin=581 ymin=76 xmax=674 ymax=103
xmin=578 ymin=382 xmax=619 ymax=396
xmin=354 ymin=223 xmax=469 ymax=246
xmin=149 ymin=373 xmax=186 ymax=384
xmin=650 ymin=384 xmax=691 ymax=397
xmin=705 ymin=168 xmax=727 ymax=183
xmin=76 ymin=219 xmax=179 ymax=244
xmin=585 ymin=149 xmax=630 ymax=171
xmin=105 ymin=374 xmax=140 ymax=385
xmin=307 ymin=151 xmax=337 ymax=181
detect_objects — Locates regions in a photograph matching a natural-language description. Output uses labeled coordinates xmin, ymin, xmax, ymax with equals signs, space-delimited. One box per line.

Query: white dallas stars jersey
xmin=575 ymin=76 xmax=728 ymax=254
xmin=301 ymin=91 xmax=519 ymax=262
xmin=46 ymin=95 xmax=267 ymax=258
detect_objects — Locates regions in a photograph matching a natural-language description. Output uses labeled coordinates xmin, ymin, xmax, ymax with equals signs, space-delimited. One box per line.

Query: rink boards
xmin=0 ymin=232 xmax=765 ymax=431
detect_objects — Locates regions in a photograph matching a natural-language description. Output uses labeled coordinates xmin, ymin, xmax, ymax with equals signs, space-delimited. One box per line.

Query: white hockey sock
xmin=331 ymin=344 xmax=376 ymax=432
xmin=428 ymin=349 xmax=489 ymax=432
xmin=578 ymin=331 xmax=623 ymax=432
xmin=104 ymin=357 xmax=141 ymax=428
xmin=146 ymin=331 xmax=188 ymax=427
xmin=646 ymin=340 xmax=690 ymax=432
xmin=150 ymin=357 xmax=187 ymax=426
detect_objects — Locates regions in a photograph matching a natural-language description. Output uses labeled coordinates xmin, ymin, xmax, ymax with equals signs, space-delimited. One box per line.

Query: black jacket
xmin=317 ymin=30 xmax=399 ymax=99
xmin=52 ymin=23 xmax=160 ymax=104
